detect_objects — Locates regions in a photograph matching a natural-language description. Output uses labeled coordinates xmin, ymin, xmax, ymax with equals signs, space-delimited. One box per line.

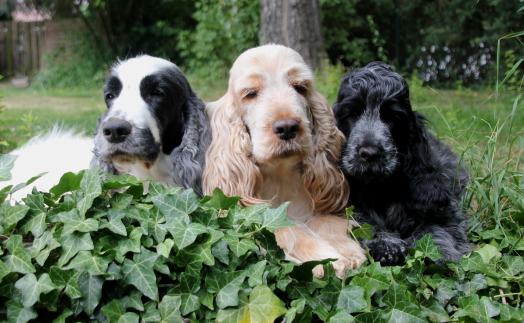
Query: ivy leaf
xmin=121 ymin=289 xmax=144 ymax=311
xmin=338 ymin=285 xmax=367 ymax=314
xmin=148 ymin=206 xmax=167 ymax=244
xmin=159 ymin=295 xmax=184 ymax=323
xmin=212 ymin=240 xmax=230 ymax=265
xmin=455 ymin=273 xmax=488 ymax=296
xmin=142 ymin=301 xmax=161 ymax=323
xmin=5 ymin=299 xmax=38 ymax=323
xmin=1 ymin=204 xmax=30 ymax=232
xmin=0 ymin=260 xmax=10 ymax=281
xmin=99 ymin=209 xmax=127 ymax=236
xmin=164 ymin=215 xmax=207 ymax=249
xmin=78 ymin=271 xmax=105 ymax=316
xmin=15 ymin=273 xmax=56 ymax=307
xmin=289 ymin=258 xmax=334 ymax=282
xmin=236 ymin=203 xmax=271 ymax=227
xmin=246 ymin=260 xmax=267 ymax=287
xmin=152 ymin=189 xmax=199 ymax=223
xmin=256 ymin=229 xmax=286 ymax=261
xmin=419 ymin=298 xmax=450 ymax=323
xmin=201 ymin=187 xmax=242 ymax=210
xmin=64 ymin=250 xmax=112 ymax=275
xmin=206 ymin=268 xmax=247 ymax=309
xmin=1 ymin=235 xmax=36 ymax=274
xmin=49 ymin=266 xmax=83 ymax=299
xmin=77 ymin=168 xmax=102 ymax=215
xmin=223 ymin=234 xmax=258 ymax=257
xmin=167 ymin=272 xmax=201 ymax=315
xmin=108 ymin=193 xmax=134 ymax=209
xmin=122 ymin=247 xmax=159 ymax=301
xmin=216 ymin=285 xmax=287 ymax=323
xmin=102 ymin=299 xmax=124 ymax=323
xmin=415 ymin=234 xmax=443 ymax=261
xmin=49 ymin=171 xmax=85 ymax=197
xmin=454 ymin=295 xmax=501 ymax=323
xmin=501 ymin=255 xmax=524 ymax=276
xmin=350 ymin=262 xmax=389 ymax=300
xmin=352 ymin=223 xmax=374 ymax=240
xmin=260 ymin=202 xmax=295 ymax=231
xmin=0 ymin=154 xmax=17 ymax=181
xmin=24 ymin=231 xmax=53 ymax=258
xmin=35 ymin=239 xmax=61 ymax=267
xmin=475 ymin=244 xmax=502 ymax=264
xmin=381 ymin=282 xmax=427 ymax=323
xmin=327 ymin=309 xmax=355 ymax=323
xmin=59 ymin=209 xmax=99 ymax=236
xmin=52 ymin=309 xmax=73 ymax=323
xmin=174 ymin=229 xmax=223 ymax=269
xmin=321 ymin=277 xmax=342 ymax=305
xmin=57 ymin=232 xmax=94 ymax=267
xmin=156 ymin=239 xmax=175 ymax=258
xmin=17 ymin=194 xmax=46 ymax=238
xmin=499 ymin=303 xmax=524 ymax=321
xmin=103 ymin=173 xmax=144 ymax=189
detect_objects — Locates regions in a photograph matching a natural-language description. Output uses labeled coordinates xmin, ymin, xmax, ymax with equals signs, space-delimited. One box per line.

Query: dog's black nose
xmin=359 ymin=146 xmax=381 ymax=163
xmin=102 ymin=120 xmax=132 ymax=143
xmin=272 ymin=119 xmax=300 ymax=140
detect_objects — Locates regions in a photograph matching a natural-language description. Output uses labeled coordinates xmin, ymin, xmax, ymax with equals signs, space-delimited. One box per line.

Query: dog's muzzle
xmin=272 ymin=118 xmax=300 ymax=140
xmin=102 ymin=119 xmax=132 ymax=144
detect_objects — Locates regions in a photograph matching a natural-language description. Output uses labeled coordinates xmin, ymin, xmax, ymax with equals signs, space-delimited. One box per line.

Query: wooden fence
xmin=0 ymin=19 xmax=82 ymax=78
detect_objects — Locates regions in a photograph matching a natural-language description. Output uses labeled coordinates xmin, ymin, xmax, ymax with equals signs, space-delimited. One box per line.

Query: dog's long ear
xmin=302 ymin=89 xmax=350 ymax=214
xmin=202 ymin=92 xmax=267 ymax=206
xmin=170 ymin=93 xmax=211 ymax=198
xmin=404 ymin=111 xmax=452 ymax=216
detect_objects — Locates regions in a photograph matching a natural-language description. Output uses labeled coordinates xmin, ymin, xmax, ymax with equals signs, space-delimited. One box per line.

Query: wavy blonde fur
xmin=203 ymin=44 xmax=365 ymax=278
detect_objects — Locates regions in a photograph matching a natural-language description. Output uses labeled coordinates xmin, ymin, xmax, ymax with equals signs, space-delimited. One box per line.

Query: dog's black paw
xmin=365 ymin=234 xmax=408 ymax=266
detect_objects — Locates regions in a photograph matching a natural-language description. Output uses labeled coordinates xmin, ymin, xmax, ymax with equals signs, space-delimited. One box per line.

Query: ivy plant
xmin=0 ymin=154 xmax=523 ymax=323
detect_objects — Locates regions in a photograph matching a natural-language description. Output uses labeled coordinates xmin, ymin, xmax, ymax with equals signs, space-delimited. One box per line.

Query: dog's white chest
xmin=115 ymin=153 xmax=176 ymax=189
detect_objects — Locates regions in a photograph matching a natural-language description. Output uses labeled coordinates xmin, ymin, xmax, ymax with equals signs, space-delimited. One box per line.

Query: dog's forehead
xmin=231 ymin=45 xmax=314 ymax=90
xmin=112 ymin=55 xmax=178 ymax=86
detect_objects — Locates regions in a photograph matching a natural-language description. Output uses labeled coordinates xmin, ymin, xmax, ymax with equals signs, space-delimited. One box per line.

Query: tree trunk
xmin=259 ymin=0 xmax=328 ymax=71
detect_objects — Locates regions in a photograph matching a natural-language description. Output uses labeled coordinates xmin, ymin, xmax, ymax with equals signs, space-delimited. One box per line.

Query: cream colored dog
xmin=203 ymin=44 xmax=366 ymax=278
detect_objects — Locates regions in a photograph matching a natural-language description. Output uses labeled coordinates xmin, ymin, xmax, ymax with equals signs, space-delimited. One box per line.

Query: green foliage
xmin=315 ymin=61 xmax=348 ymax=104
xmin=31 ymin=45 xmax=107 ymax=90
xmin=1 ymin=141 xmax=524 ymax=322
xmin=177 ymin=0 xmax=259 ymax=79
xmin=406 ymin=71 xmax=430 ymax=104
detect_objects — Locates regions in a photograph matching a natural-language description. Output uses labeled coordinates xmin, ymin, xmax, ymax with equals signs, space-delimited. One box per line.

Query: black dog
xmin=333 ymin=61 xmax=470 ymax=265
xmin=91 ymin=55 xmax=211 ymax=197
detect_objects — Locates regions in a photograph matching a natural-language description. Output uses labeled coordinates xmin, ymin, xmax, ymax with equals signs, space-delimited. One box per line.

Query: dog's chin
xmin=342 ymin=156 xmax=397 ymax=179
xmin=101 ymin=150 xmax=158 ymax=171
xmin=255 ymin=139 xmax=311 ymax=165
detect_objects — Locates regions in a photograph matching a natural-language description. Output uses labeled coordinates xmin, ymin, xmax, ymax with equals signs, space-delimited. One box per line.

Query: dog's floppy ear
xmin=302 ymin=89 xmax=350 ymax=214
xmin=170 ymin=93 xmax=211 ymax=198
xmin=404 ymin=111 xmax=452 ymax=216
xmin=202 ymin=92 xmax=267 ymax=205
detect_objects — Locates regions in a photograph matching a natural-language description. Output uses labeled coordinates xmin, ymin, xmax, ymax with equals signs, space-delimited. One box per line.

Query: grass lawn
xmin=1 ymin=77 xmax=523 ymax=321
xmin=0 ymin=78 xmax=228 ymax=153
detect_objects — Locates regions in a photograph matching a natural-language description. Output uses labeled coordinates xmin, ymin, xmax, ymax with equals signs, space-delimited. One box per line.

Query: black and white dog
xmin=7 ymin=55 xmax=210 ymax=199
xmin=333 ymin=61 xmax=470 ymax=265
xmin=91 ymin=55 xmax=211 ymax=197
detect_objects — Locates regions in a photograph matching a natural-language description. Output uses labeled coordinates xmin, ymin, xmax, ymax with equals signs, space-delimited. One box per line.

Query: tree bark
xmin=259 ymin=0 xmax=328 ymax=71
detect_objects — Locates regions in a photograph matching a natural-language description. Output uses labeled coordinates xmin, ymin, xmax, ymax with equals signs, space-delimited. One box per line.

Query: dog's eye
xmin=293 ymin=84 xmax=307 ymax=95
xmin=105 ymin=93 xmax=115 ymax=100
xmin=152 ymin=89 xmax=164 ymax=96
xmin=244 ymin=90 xmax=257 ymax=99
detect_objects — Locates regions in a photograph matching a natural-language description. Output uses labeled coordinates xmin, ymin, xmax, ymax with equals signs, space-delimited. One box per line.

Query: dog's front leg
xmin=306 ymin=215 xmax=367 ymax=271
xmin=274 ymin=226 xmax=350 ymax=279
xmin=365 ymin=230 xmax=408 ymax=266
